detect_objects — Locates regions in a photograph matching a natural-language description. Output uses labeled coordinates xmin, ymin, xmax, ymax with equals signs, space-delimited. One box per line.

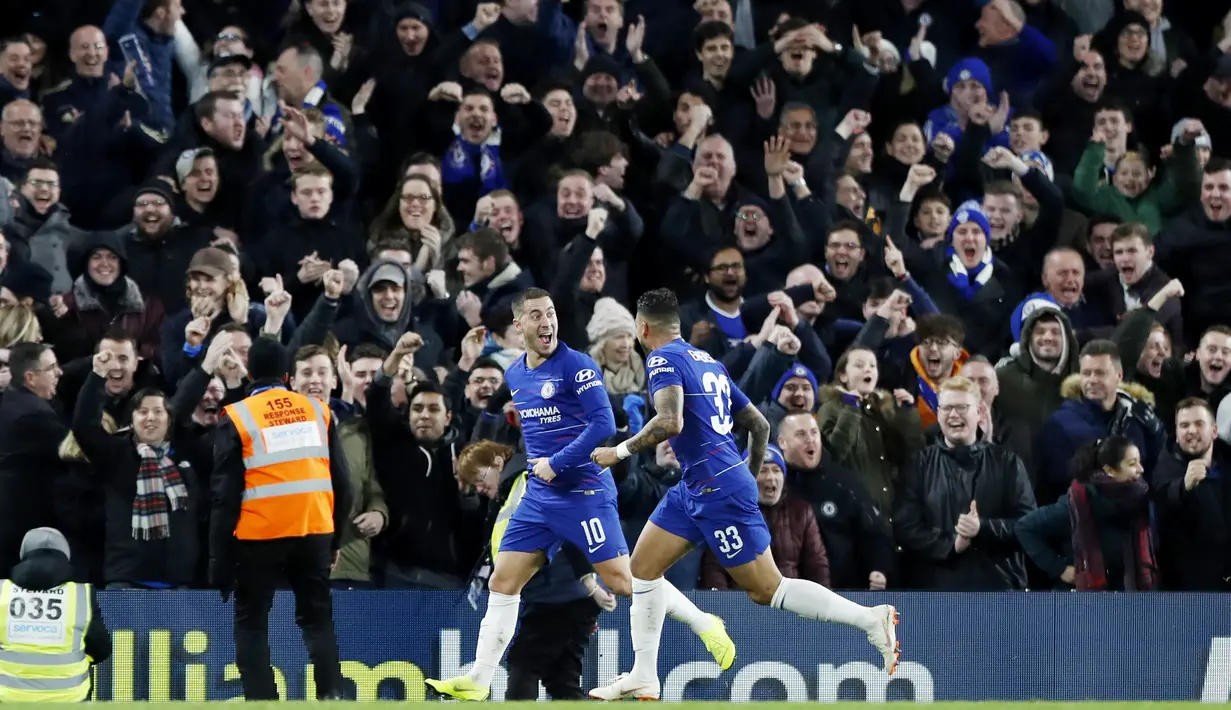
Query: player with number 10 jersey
xmin=643 ymin=340 xmax=771 ymax=566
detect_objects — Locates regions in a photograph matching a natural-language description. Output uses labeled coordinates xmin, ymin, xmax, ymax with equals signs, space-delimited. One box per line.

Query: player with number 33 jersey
xmin=589 ymin=289 xmax=900 ymax=702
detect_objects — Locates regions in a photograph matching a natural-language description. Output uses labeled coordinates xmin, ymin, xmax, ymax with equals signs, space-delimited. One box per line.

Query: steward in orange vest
xmin=208 ymin=336 xmax=352 ymax=701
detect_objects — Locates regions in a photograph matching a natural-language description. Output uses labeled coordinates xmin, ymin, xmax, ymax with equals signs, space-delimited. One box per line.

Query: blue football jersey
xmin=647 ymin=339 xmax=754 ymax=497
xmin=505 ymin=342 xmax=617 ymax=504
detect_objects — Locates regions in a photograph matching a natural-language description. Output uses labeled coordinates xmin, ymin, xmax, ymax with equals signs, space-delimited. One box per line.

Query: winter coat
xmin=329 ymin=418 xmax=389 ymax=584
xmin=1156 ymin=208 xmax=1231 ymax=346
xmin=701 ymin=495 xmax=830 ymax=588
xmin=58 ymin=276 xmax=165 ymax=367
xmin=995 ymin=308 xmax=1081 ymax=477
xmin=894 ymin=441 xmax=1036 ymax=590
xmin=5 ymin=197 xmax=85 ymax=293
xmin=1150 ymin=442 xmax=1231 ymax=591
xmin=367 ymin=375 xmax=477 ymax=581
xmin=1033 ymin=376 xmax=1167 ymax=504
xmin=1113 ymin=306 xmax=1230 ymax=432
xmin=817 ymin=385 xmax=925 ymax=514
xmin=0 ymin=388 xmax=70 ymax=576
xmin=786 ymin=453 xmax=897 ymax=589
xmin=69 ymin=374 xmax=200 ymax=586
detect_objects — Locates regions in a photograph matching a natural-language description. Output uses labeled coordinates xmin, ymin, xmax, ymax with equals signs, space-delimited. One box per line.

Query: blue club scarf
xmin=442 ymin=124 xmax=507 ymax=196
xmin=946 ymin=246 xmax=993 ymax=300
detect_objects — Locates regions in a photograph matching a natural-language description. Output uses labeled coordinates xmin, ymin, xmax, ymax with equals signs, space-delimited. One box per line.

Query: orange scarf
xmin=909 ymin=347 xmax=969 ymax=428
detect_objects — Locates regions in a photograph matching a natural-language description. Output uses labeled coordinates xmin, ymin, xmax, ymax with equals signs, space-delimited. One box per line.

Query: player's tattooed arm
xmin=734 ymin=403 xmax=771 ymax=474
xmin=624 ymin=385 xmax=685 ymax=455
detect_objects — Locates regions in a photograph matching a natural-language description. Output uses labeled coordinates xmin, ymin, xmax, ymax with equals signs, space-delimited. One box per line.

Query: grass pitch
xmin=31 ymin=698 xmax=1211 ymax=703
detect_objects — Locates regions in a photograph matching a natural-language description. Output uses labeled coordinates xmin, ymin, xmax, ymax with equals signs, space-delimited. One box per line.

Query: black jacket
xmin=7 ymin=550 xmax=110 ymax=665
xmin=1151 ymin=443 xmax=1231 ymax=591
xmin=893 ymin=441 xmax=1037 ymax=591
xmin=367 ymin=374 xmax=478 ymax=580
xmin=0 ymin=387 xmax=70 ymax=576
xmin=786 ymin=452 xmax=896 ymax=589
xmin=209 ymin=382 xmax=354 ymax=568
xmin=70 ymin=373 xmax=201 ymax=586
xmin=123 ymin=224 xmax=214 ymax=315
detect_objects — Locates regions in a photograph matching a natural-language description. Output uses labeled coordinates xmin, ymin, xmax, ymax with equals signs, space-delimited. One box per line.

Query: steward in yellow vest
xmin=208 ymin=337 xmax=352 ymax=701
xmin=0 ymin=528 xmax=110 ymax=703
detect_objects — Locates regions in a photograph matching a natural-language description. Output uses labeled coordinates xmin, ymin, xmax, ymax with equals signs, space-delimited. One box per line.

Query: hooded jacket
xmin=996 ymin=308 xmax=1081 ymax=476
xmin=1033 ymin=375 xmax=1167 ymax=504
xmin=893 ymin=440 xmax=1036 ymax=590
xmin=1114 ymin=306 xmax=1230 ymax=432
xmin=331 ymin=259 xmax=444 ymax=370
xmin=57 ymin=230 xmax=164 ymax=366
xmin=6 ymin=550 xmax=110 ymax=665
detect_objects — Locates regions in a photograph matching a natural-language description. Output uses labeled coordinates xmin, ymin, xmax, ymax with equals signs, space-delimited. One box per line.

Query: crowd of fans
xmin=0 ymin=0 xmax=1229 ymax=595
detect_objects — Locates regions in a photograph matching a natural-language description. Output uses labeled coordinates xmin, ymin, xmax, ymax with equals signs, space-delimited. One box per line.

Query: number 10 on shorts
xmin=581 ymin=518 xmax=607 ymax=552
xmin=713 ymin=526 xmax=744 ymax=557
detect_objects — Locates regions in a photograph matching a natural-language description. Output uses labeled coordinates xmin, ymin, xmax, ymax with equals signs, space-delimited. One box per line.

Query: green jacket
xmin=996 ymin=308 xmax=1081 ymax=475
xmin=330 ymin=418 xmax=389 ymax=583
xmin=817 ymin=386 xmax=924 ymax=514
xmin=1071 ymin=141 xmax=1201 ymax=235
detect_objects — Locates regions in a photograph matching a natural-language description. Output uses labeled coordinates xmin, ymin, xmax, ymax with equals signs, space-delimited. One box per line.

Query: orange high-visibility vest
xmin=224 ymin=388 xmax=335 ymax=540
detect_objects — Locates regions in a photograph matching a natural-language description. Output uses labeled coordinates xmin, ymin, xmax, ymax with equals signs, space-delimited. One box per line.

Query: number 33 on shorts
xmin=713 ymin=526 xmax=744 ymax=558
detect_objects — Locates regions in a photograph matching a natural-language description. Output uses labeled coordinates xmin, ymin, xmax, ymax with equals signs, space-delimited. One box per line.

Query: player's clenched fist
xmin=590 ymin=447 xmax=619 ymax=468
xmin=529 ymin=457 xmax=557 ymax=482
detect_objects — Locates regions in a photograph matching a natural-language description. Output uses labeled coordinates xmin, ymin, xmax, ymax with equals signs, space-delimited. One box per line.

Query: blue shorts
xmin=648 ymin=480 xmax=771 ymax=568
xmin=499 ymin=493 xmax=628 ymax=564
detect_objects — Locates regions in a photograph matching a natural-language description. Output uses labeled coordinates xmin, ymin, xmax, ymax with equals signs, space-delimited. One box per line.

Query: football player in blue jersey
xmin=588 ymin=289 xmax=900 ymax=701
xmin=426 ymin=288 xmax=735 ymax=701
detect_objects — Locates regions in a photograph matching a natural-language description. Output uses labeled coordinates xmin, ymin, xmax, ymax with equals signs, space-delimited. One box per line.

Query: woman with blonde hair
xmin=818 ymin=347 xmax=925 ymax=513
xmin=369 ymin=174 xmax=456 ymax=272
xmin=0 ymin=304 xmax=42 ymax=349
xmin=586 ymin=298 xmax=644 ymax=396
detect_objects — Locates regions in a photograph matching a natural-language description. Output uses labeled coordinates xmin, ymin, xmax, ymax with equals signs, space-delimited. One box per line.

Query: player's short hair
xmin=512 ymin=287 xmax=552 ymax=318
xmin=635 ymin=288 xmax=681 ymax=327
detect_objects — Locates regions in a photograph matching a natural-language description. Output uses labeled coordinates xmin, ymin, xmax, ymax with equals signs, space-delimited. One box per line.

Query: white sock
xmin=467 ymin=592 xmax=520 ymax=687
xmin=770 ymin=577 xmax=877 ymax=632
xmin=661 ymin=579 xmax=712 ymax=634
xmin=629 ymin=577 xmax=667 ymax=684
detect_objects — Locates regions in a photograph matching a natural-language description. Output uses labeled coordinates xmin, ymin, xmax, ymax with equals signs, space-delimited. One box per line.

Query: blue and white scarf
xmin=946 ymin=246 xmax=993 ymax=300
xmin=442 ymin=124 xmax=507 ymax=196
xmin=271 ymin=80 xmax=347 ymax=146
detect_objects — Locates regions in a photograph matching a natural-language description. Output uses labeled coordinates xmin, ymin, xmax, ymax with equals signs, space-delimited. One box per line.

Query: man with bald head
xmin=776 ymin=411 xmax=895 ymax=591
xmin=1040 ymin=247 xmax=1114 ymax=341
xmin=661 ymin=133 xmax=748 ymax=280
xmin=42 ymin=27 xmax=114 ymax=141
xmin=0 ymin=100 xmax=44 ymax=181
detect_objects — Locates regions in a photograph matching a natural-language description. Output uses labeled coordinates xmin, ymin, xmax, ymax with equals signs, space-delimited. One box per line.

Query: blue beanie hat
xmin=765 ymin=445 xmax=787 ymax=473
xmin=1010 ymin=293 xmax=1061 ymax=342
xmin=947 ymin=200 xmax=991 ymax=242
xmin=944 ymin=58 xmax=993 ymax=96
xmin=772 ymin=362 xmax=819 ymax=402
